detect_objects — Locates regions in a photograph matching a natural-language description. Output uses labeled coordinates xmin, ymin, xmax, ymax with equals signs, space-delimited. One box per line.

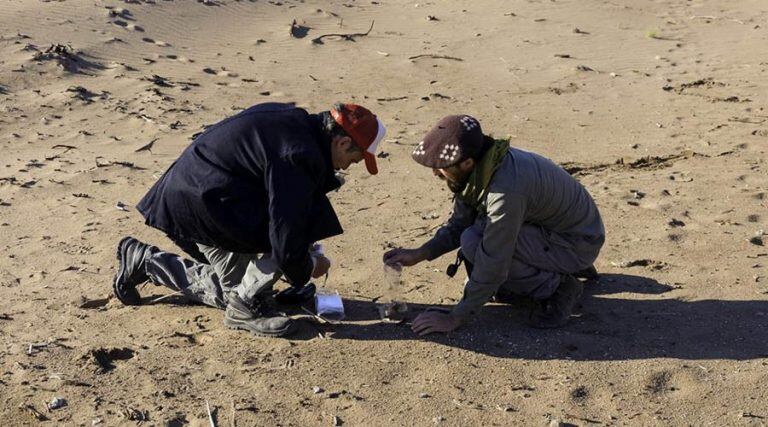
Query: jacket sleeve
xmin=421 ymin=198 xmax=477 ymax=261
xmin=264 ymin=157 xmax=317 ymax=287
xmin=451 ymin=191 xmax=526 ymax=320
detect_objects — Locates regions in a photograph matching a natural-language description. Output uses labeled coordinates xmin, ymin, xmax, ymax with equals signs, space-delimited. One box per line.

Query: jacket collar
xmin=309 ymin=113 xmax=342 ymax=193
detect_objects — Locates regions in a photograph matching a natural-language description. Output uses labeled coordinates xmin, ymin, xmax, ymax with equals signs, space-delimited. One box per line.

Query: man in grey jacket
xmin=384 ymin=115 xmax=604 ymax=335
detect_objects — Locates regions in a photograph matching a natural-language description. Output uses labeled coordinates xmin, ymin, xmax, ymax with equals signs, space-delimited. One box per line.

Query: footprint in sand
xmin=112 ymin=20 xmax=144 ymax=32
xmin=163 ymin=54 xmax=194 ymax=63
xmin=646 ymin=371 xmax=675 ymax=394
xmin=106 ymin=61 xmax=138 ymax=72
xmin=105 ymin=7 xmax=132 ymax=19
xmin=202 ymin=67 xmax=238 ymax=78
xmin=141 ymin=37 xmax=171 ymax=47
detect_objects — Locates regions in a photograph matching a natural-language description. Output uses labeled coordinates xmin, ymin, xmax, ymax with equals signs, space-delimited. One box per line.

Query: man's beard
xmin=446 ymin=177 xmax=468 ymax=194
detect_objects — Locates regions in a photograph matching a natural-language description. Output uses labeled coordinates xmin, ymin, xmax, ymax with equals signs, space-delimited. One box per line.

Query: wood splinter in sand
xmin=408 ymin=54 xmax=464 ymax=62
xmin=311 ymin=20 xmax=374 ymax=44
xmin=206 ymin=400 xmax=216 ymax=427
xmin=19 ymin=404 xmax=48 ymax=421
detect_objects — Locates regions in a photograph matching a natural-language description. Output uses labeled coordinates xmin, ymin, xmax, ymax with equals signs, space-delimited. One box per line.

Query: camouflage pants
xmin=145 ymin=244 xmax=282 ymax=308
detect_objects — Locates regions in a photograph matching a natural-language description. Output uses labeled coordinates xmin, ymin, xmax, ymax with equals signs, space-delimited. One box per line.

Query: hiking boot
xmin=529 ymin=274 xmax=583 ymax=329
xmin=224 ymin=294 xmax=296 ymax=337
xmin=113 ymin=236 xmax=155 ymax=306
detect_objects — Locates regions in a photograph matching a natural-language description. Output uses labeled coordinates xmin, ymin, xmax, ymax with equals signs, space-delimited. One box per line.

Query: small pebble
xmin=419 ymin=392 xmax=430 ymax=398
xmin=47 ymin=397 xmax=67 ymax=410
xmin=312 ymin=386 xmax=324 ymax=394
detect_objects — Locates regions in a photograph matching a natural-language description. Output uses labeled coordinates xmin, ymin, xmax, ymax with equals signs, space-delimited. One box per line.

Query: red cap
xmin=331 ymin=104 xmax=386 ymax=175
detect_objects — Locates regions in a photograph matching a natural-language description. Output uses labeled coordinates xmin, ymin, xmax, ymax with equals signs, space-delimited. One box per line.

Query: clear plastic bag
xmin=315 ymin=288 xmax=345 ymax=321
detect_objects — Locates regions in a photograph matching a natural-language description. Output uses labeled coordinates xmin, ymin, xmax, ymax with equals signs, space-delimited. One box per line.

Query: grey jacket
xmin=422 ymin=147 xmax=605 ymax=319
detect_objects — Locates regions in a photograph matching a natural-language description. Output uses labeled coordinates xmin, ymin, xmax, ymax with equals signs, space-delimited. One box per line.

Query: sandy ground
xmin=1 ymin=0 xmax=767 ymax=425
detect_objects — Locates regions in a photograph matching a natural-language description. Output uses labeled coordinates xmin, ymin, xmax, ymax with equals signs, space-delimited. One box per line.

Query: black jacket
xmin=137 ymin=103 xmax=343 ymax=286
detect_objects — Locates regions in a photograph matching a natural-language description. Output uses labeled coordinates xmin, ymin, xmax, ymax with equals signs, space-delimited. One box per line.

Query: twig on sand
xmin=689 ymin=15 xmax=745 ymax=24
xmin=408 ymin=54 xmax=464 ymax=62
xmin=95 ymin=158 xmax=146 ymax=170
xmin=134 ymin=138 xmax=158 ymax=153
xmin=377 ymin=96 xmax=408 ymax=102
xmin=157 ymin=329 xmax=210 ymax=342
xmin=565 ymin=413 xmax=603 ymax=424
xmin=149 ymin=291 xmax=183 ymax=304
xmin=19 ymin=404 xmax=48 ymax=421
xmin=413 ymin=223 xmax=442 ymax=237
xmin=206 ymin=400 xmax=216 ymax=427
xmin=27 ymin=339 xmax=71 ymax=355
xmin=311 ymin=20 xmax=374 ymax=44
xmin=300 ymin=306 xmax=338 ymax=325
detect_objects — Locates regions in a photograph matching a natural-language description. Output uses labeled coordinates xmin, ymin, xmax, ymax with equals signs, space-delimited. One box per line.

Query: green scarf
xmin=457 ymin=139 xmax=509 ymax=211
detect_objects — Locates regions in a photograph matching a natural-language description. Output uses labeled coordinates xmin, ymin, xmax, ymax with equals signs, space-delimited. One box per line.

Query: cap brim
xmin=363 ymin=151 xmax=378 ymax=175
xmin=411 ymin=149 xmax=435 ymax=168
xmin=411 ymin=148 xmax=458 ymax=169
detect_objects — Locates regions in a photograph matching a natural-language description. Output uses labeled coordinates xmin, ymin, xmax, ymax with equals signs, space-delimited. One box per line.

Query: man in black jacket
xmin=113 ymin=102 xmax=386 ymax=337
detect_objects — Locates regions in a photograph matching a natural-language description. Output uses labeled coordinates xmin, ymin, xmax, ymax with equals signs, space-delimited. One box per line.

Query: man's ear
xmin=332 ymin=135 xmax=353 ymax=150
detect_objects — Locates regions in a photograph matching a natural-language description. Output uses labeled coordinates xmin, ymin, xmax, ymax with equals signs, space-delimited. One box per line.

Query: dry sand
xmin=1 ymin=0 xmax=767 ymax=425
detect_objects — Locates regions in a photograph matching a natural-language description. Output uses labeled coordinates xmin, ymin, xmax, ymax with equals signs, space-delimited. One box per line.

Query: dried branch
xmin=408 ymin=54 xmax=464 ymax=62
xmin=311 ymin=20 xmax=374 ymax=45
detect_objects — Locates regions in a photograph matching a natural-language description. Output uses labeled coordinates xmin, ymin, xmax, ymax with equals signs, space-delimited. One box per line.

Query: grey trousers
xmin=460 ymin=223 xmax=601 ymax=300
xmin=145 ymin=244 xmax=282 ymax=309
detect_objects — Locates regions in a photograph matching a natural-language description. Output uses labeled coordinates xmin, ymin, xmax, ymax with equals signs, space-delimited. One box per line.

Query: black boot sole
xmin=223 ymin=317 xmax=297 ymax=337
xmin=113 ymin=237 xmax=144 ymax=306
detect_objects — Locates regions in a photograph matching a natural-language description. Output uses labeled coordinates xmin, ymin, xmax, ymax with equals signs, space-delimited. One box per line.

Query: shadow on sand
xmin=330 ymin=273 xmax=768 ymax=361
xmin=141 ymin=273 xmax=767 ymax=360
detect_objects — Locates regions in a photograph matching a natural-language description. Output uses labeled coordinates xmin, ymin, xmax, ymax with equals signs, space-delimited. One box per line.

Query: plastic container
xmin=379 ymin=263 xmax=409 ymax=321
